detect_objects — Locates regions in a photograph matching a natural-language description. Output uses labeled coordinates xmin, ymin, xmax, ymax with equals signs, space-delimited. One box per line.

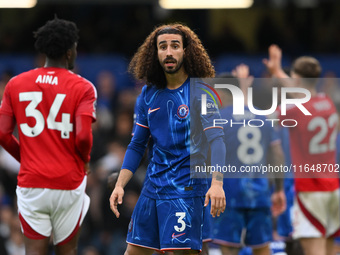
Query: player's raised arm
xmin=263 ymin=44 xmax=289 ymax=79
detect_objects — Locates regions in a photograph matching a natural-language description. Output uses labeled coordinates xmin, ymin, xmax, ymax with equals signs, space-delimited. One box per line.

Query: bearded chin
xmin=163 ymin=59 xmax=184 ymax=74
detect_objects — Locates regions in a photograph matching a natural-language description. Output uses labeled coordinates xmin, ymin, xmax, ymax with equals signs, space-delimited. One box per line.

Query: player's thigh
xmin=51 ymin=177 xmax=89 ymax=245
xmin=172 ymin=250 xmax=199 ymax=255
xmin=127 ymin=195 xmax=161 ymax=251
xmin=202 ymin=204 xmax=213 ymax=242
xmin=23 ymin=235 xmax=50 ymax=255
xmin=16 ymin=187 xmax=53 ymax=239
xmin=125 ymin=243 xmax=155 ymax=255
xmin=293 ymin=191 xmax=339 ymax=239
xmin=157 ymin=197 xmax=204 ymax=252
xmin=212 ymin=207 xmax=245 ymax=247
xmin=244 ymin=208 xmax=272 ymax=246
xmin=54 ymin=227 xmax=82 ymax=255
xmin=252 ymin=244 xmax=271 ymax=255
xmin=299 ymin=237 xmax=327 ymax=255
xmin=220 ymin=246 xmax=240 ymax=255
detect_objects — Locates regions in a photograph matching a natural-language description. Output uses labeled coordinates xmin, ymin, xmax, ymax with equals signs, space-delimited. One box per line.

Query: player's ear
xmin=66 ymin=49 xmax=72 ymax=60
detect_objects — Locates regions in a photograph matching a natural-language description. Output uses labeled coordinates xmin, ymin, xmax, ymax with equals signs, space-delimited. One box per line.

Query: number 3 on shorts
xmin=174 ymin=212 xmax=186 ymax=232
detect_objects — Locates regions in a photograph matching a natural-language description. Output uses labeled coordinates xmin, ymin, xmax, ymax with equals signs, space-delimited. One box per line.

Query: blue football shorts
xmin=213 ymin=207 xmax=272 ymax=247
xmin=203 ymin=203 xmax=213 ymax=242
xmin=126 ymin=194 xmax=205 ymax=252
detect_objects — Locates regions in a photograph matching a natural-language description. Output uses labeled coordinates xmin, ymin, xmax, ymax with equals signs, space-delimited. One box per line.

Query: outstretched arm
xmin=0 ymin=114 xmax=20 ymax=162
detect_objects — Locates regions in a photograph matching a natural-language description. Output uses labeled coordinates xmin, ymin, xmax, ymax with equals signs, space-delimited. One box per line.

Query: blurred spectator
xmin=82 ymin=246 xmax=100 ymax=255
xmin=5 ymin=215 xmax=24 ymax=255
xmin=112 ymin=110 xmax=134 ymax=147
xmin=211 ymin=22 xmax=245 ymax=54
xmin=96 ymin=70 xmax=118 ymax=130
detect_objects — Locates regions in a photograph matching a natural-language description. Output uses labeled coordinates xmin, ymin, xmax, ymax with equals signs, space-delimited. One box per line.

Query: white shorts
xmin=16 ymin=176 xmax=90 ymax=245
xmin=292 ymin=189 xmax=340 ymax=239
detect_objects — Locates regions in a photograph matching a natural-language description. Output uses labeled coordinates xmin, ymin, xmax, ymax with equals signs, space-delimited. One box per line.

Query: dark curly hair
xmin=34 ymin=17 xmax=79 ymax=59
xmin=128 ymin=23 xmax=215 ymax=89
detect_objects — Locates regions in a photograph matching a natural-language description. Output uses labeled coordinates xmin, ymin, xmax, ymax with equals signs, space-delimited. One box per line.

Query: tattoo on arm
xmin=214 ymin=174 xmax=223 ymax=182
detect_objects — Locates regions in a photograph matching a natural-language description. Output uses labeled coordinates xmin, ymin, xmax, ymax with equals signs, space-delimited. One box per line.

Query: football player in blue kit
xmin=109 ymin=23 xmax=226 ymax=255
xmin=212 ymin=65 xmax=286 ymax=255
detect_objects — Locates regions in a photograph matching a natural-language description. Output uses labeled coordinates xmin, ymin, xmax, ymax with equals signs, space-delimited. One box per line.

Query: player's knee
xmin=220 ymin=246 xmax=239 ymax=255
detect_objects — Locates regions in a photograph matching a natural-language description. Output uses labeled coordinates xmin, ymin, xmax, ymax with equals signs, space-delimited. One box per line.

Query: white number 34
xmin=19 ymin=92 xmax=73 ymax=139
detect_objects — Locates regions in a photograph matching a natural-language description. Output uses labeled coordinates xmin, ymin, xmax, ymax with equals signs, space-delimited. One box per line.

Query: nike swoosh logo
xmin=172 ymin=232 xmax=186 ymax=239
xmin=148 ymin=107 xmax=160 ymax=114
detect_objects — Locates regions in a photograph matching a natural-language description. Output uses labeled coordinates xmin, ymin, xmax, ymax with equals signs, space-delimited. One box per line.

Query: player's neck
xmin=44 ymin=58 xmax=68 ymax=69
xmin=303 ymin=85 xmax=317 ymax=97
xmin=165 ymin=68 xmax=188 ymax=90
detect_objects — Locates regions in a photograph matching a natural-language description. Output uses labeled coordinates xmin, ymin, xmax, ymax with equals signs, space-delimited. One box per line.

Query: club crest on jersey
xmin=177 ymin=104 xmax=189 ymax=119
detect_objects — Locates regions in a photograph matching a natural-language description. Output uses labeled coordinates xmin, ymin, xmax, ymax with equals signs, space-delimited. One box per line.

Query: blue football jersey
xmin=123 ymin=78 xmax=224 ymax=199
xmin=220 ymin=106 xmax=280 ymax=208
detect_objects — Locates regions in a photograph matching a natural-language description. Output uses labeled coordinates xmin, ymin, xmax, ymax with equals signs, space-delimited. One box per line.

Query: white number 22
xmin=19 ymin=92 xmax=73 ymax=139
xmin=308 ymin=113 xmax=338 ymax=154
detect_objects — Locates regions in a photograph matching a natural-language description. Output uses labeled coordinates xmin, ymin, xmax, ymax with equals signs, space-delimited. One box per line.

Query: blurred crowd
xmin=2 ymin=3 xmax=340 ymax=58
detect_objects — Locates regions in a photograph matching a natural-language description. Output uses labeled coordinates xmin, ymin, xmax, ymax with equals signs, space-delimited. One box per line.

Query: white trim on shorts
xmin=16 ymin=176 xmax=90 ymax=245
xmin=292 ymin=189 xmax=340 ymax=239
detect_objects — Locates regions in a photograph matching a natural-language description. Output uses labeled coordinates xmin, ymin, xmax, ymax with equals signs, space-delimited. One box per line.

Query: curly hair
xmin=34 ymin=17 xmax=79 ymax=60
xmin=128 ymin=23 xmax=215 ymax=89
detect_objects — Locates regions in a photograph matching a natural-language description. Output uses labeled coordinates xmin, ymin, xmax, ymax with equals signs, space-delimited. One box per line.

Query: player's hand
xmin=262 ymin=44 xmax=283 ymax=76
xmin=271 ymin=190 xmax=286 ymax=217
xmin=232 ymin=63 xmax=251 ymax=79
xmin=205 ymin=181 xmax=226 ymax=218
xmin=109 ymin=186 xmax=124 ymax=218
xmin=232 ymin=63 xmax=254 ymax=95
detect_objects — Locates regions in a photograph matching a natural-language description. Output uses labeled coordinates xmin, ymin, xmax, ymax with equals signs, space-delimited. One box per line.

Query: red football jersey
xmin=0 ymin=67 xmax=97 ymax=190
xmin=280 ymin=94 xmax=339 ymax=192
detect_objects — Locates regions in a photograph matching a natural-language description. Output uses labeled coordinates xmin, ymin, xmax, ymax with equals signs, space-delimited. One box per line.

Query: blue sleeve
xmin=121 ymin=87 xmax=150 ymax=173
xmin=121 ymin=124 xmax=150 ymax=173
xmin=132 ymin=93 xmax=142 ymax=136
xmin=209 ymin=135 xmax=226 ymax=169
